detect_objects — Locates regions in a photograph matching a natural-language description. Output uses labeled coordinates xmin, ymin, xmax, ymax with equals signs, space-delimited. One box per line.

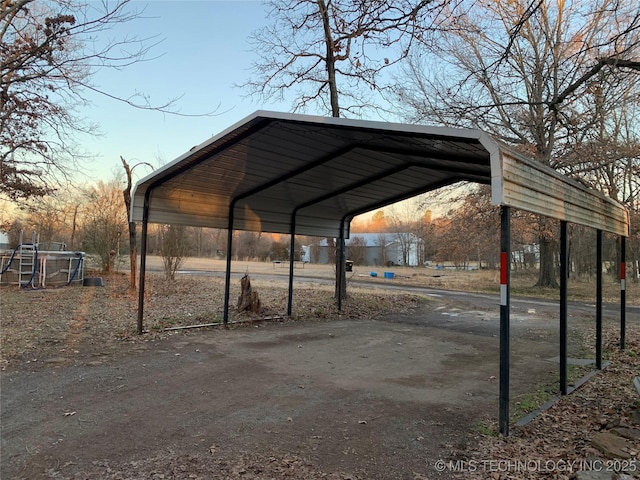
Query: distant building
xmin=302 ymin=233 xmax=423 ymax=267
xmin=512 ymin=244 xmax=540 ymax=267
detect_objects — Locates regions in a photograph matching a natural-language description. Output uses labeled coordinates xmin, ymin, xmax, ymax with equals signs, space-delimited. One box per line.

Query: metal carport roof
xmin=131 ymin=111 xmax=629 ymax=238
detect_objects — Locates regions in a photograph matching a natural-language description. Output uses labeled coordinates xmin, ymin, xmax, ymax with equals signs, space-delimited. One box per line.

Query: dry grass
xmin=0 ymin=270 xmax=421 ymax=369
xmin=3 ymin=256 xmax=635 ymax=371
xmin=145 ymin=255 xmax=637 ymax=304
xmin=374 ymin=268 xmax=633 ymax=303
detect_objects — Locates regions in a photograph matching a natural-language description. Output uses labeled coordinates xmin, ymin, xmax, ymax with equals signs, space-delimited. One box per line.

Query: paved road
xmin=166 ymin=267 xmax=639 ymax=318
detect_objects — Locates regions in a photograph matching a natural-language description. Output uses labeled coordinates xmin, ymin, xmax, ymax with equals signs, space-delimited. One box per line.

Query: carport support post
xmin=136 ymin=194 xmax=150 ymax=335
xmin=560 ymin=221 xmax=568 ymax=395
xmin=287 ymin=222 xmax=296 ymax=316
xmin=596 ymin=230 xmax=603 ymax=369
xmin=621 ymin=236 xmax=626 ymax=350
xmin=223 ymin=213 xmax=235 ymax=324
xmin=337 ymin=225 xmax=346 ymax=311
xmin=499 ymin=206 xmax=510 ymax=436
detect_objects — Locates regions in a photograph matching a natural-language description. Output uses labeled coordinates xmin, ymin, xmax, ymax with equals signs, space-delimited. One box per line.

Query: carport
xmin=130 ymin=111 xmax=629 ymax=435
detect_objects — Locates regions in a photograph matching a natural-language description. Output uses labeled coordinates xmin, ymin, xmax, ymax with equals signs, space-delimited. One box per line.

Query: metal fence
xmin=0 ymin=245 xmax=85 ymax=288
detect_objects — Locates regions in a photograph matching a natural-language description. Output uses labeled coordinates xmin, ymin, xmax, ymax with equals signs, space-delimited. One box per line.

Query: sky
xmin=48 ymin=0 xmax=430 ymax=223
xmin=81 ymin=0 xmax=294 ymax=183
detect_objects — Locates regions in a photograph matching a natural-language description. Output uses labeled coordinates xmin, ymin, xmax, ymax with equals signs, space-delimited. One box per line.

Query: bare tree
xmin=386 ymin=200 xmax=426 ymax=265
xmin=346 ymin=235 xmax=366 ymax=265
xmin=559 ymin=79 xmax=640 ymax=278
xmin=159 ymin=224 xmax=191 ymax=281
xmin=376 ymin=233 xmax=388 ymax=266
xmin=395 ymin=0 xmax=640 ymax=287
xmin=0 ymin=0 xmax=193 ymax=202
xmin=369 ymin=209 xmax=387 ymax=232
xmin=120 ymin=156 xmax=153 ymax=290
xmin=415 ymin=208 xmax=437 ymax=266
xmin=243 ymin=0 xmax=448 ymax=117
xmin=20 ymin=197 xmax=67 ymax=247
xmin=234 ymin=231 xmax=272 ymax=261
xmin=80 ymin=180 xmax=127 ymax=273
xmin=432 ymin=186 xmax=500 ymax=269
xmin=9 ymin=187 xmax=86 ymax=249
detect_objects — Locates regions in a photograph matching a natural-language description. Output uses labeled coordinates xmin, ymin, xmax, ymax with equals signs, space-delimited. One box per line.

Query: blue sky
xmin=81 ymin=0 xmax=294 ymax=182
xmin=76 ymin=0 xmax=420 ymax=223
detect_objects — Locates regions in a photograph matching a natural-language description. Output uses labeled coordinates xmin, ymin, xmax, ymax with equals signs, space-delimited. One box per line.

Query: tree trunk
xmin=536 ymin=236 xmax=559 ymax=288
xmin=120 ymin=156 xmax=137 ymax=290
xmin=317 ymin=0 xmax=339 ymax=117
xmin=70 ymin=204 xmax=79 ymax=250
xmin=237 ymin=274 xmax=261 ymax=313
xmin=319 ymin=0 xmax=343 ymax=300
xmin=121 ymin=156 xmax=153 ymax=290
xmin=128 ymin=221 xmax=137 ymax=290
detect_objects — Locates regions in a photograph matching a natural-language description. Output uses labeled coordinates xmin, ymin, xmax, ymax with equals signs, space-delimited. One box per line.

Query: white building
xmin=303 ymin=232 xmax=423 ymax=267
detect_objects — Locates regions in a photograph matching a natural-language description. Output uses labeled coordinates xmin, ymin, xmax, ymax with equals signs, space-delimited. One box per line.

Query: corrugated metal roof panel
xmin=131 ymin=111 xmax=628 ymax=238
xmin=496 ymin=150 xmax=629 ymax=236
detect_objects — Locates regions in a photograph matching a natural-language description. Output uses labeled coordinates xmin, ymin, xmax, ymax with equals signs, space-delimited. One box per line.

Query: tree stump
xmin=237 ymin=274 xmax=261 ymax=313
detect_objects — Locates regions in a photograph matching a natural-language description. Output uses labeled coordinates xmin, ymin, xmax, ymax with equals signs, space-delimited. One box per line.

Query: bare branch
xmin=1 ymin=0 xmax=220 ymax=201
xmin=240 ymin=0 xmax=450 ymax=117
xmin=551 ymin=56 xmax=640 ymax=111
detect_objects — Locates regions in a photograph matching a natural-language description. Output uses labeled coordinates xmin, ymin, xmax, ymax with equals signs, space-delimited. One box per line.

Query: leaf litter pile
xmin=1 ymin=272 xmax=638 ymax=479
xmin=460 ymin=324 xmax=640 ymax=480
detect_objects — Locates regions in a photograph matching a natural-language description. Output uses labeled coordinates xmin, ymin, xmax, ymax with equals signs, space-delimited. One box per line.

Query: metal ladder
xmin=18 ymin=244 xmax=36 ymax=287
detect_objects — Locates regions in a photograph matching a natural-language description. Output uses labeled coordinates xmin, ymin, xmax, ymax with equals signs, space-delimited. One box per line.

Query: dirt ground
xmin=1 ymin=262 xmax=638 ymax=479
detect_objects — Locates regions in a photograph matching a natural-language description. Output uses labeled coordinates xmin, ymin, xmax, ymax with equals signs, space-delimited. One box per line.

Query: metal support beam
xmin=222 ymin=211 xmax=235 ymax=324
xmin=596 ymin=230 xmax=603 ymax=370
xmin=287 ymin=222 xmax=296 ymax=316
xmin=337 ymin=222 xmax=346 ymax=311
xmin=621 ymin=236 xmax=626 ymax=350
xmin=559 ymin=221 xmax=568 ymax=395
xmin=499 ymin=206 xmax=511 ymax=436
xmin=136 ymin=193 xmax=151 ymax=335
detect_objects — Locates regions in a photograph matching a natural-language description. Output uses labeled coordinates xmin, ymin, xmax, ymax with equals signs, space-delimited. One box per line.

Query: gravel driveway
xmin=1 ymin=286 xmax=595 ymax=480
